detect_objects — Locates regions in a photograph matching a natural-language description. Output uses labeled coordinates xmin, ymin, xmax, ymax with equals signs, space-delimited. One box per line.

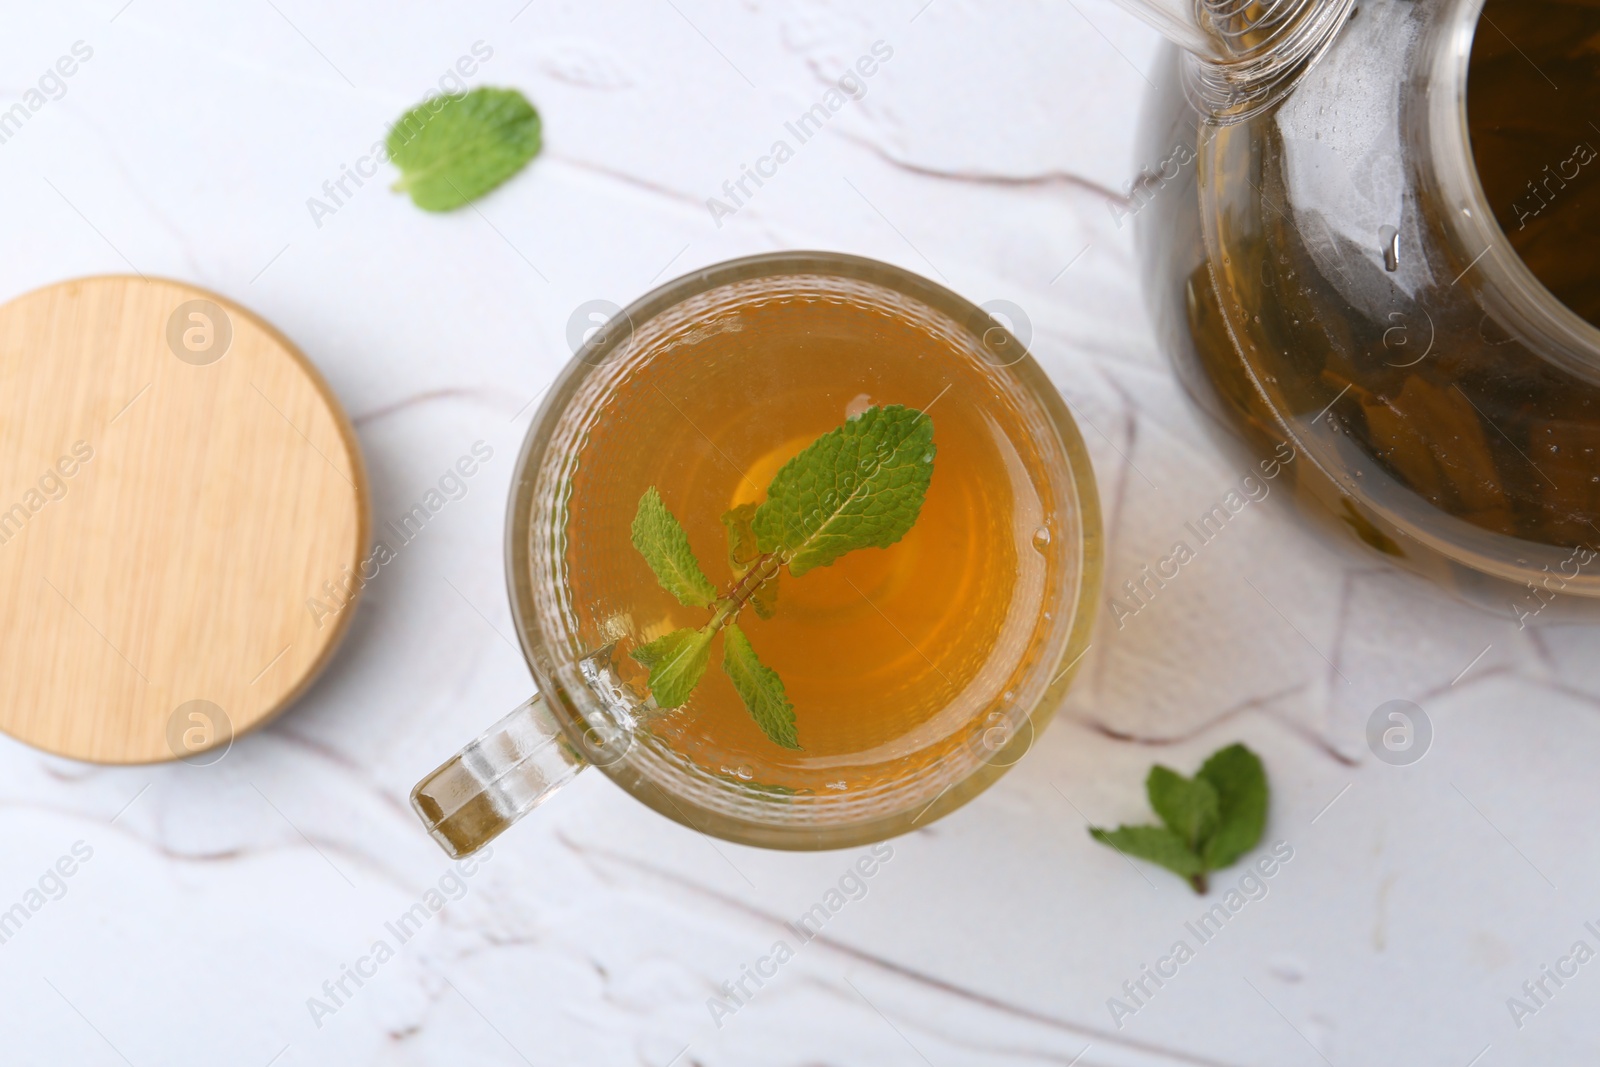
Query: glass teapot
xmin=1123 ymin=0 xmax=1600 ymax=620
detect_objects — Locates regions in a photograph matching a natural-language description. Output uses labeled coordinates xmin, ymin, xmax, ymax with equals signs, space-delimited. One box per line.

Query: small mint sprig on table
xmin=628 ymin=405 xmax=936 ymax=750
xmin=1089 ymin=744 xmax=1268 ymax=894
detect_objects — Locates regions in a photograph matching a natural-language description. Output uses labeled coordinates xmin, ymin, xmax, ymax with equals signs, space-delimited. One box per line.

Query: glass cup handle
xmin=410 ymin=694 xmax=586 ymax=858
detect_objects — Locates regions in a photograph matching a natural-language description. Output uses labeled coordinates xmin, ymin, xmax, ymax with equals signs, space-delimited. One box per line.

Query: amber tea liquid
xmin=547 ymin=276 xmax=1079 ymax=799
xmin=1470 ymin=0 xmax=1600 ymax=330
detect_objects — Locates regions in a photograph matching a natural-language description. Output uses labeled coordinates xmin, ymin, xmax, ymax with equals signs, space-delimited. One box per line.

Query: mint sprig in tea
xmin=548 ymin=272 xmax=1087 ymax=800
xmin=630 ymin=405 xmax=936 ymax=748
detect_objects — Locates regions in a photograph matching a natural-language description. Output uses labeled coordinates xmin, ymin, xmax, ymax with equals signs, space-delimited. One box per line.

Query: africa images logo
xmin=0 ymin=441 xmax=94 ymax=549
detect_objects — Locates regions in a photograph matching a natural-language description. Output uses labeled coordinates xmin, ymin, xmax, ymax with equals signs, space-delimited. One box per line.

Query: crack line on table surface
xmin=1071 ymin=681 xmax=1360 ymax=766
xmin=836 ymin=131 xmax=1130 ymax=205
xmin=39 ymin=768 xmax=95 ymax=785
xmin=265 ymin=723 xmax=420 ymax=827
xmin=1072 ymin=398 xmax=1156 ymax=492
xmin=0 ymin=799 xmax=242 ymax=861
xmin=9 ymin=744 xmax=432 ymax=897
xmin=1326 ymin=568 xmax=1361 ymax=718
xmin=548 ymin=152 xmax=707 ymax=211
xmin=1499 ymin=674 xmax=1600 ymax=721
xmin=1081 ymin=417 xmax=1144 ymax=705
xmin=838 ymin=972 xmax=1086 ymax=1067
xmin=1329 ymin=567 xmax=1548 ymax=697
xmin=1326 ymin=570 xmax=1583 ymax=707
xmin=1406 ymin=662 xmax=1518 ymax=709
xmin=1099 ymin=366 xmax=1156 ymax=424
xmin=1524 ymin=622 xmax=1583 ymax=684
xmin=44 ymin=106 xmax=208 ymax=281
xmin=1029 ymin=334 xmax=1170 ymax=384
xmin=0 ymin=801 xmax=388 ymax=872
xmin=254 ymin=729 xmax=497 ymax=897
xmin=557 ymin=833 xmax=1247 ymax=1067
xmin=352 ymin=386 xmax=525 ymax=426
xmin=1098 ymin=376 xmax=1162 ymax=492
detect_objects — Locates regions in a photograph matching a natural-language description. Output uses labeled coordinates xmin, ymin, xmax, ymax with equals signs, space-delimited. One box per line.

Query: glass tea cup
xmin=411 ymin=253 xmax=1101 ymax=856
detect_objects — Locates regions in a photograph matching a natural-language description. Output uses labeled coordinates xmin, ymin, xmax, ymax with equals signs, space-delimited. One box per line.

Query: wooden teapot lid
xmin=0 ymin=276 xmax=368 ymax=764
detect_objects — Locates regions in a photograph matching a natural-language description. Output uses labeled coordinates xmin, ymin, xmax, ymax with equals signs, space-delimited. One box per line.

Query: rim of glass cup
xmin=505 ymin=252 xmax=1102 ymax=850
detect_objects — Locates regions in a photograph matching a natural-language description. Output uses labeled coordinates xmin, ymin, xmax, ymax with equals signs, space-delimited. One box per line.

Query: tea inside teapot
xmin=1134 ymin=0 xmax=1600 ymax=613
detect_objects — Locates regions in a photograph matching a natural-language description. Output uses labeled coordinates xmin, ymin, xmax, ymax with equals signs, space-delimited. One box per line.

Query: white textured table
xmin=3 ymin=3 xmax=1597 ymax=1065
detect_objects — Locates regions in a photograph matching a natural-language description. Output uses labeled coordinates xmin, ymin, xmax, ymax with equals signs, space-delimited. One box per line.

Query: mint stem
xmin=726 ymin=552 xmax=782 ymax=608
xmin=1189 ymin=872 xmax=1208 ymax=895
xmin=703 ymin=552 xmax=783 ymax=634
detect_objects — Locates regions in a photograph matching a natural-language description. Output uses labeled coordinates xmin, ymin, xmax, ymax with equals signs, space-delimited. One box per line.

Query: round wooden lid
xmin=0 ymin=276 xmax=368 ymax=764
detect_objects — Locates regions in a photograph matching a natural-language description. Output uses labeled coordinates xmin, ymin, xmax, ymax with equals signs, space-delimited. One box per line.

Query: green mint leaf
xmin=1195 ymin=744 xmax=1268 ymax=869
xmin=721 ymin=623 xmax=799 ymax=749
xmin=723 ymin=503 xmax=778 ymax=617
xmin=722 ymin=503 xmax=761 ymax=573
xmin=1091 ymin=742 xmax=1269 ymax=894
xmin=737 ymin=779 xmax=799 ymax=797
xmin=1090 ymin=825 xmax=1205 ymax=883
xmin=387 ymin=87 xmax=542 ymax=211
xmin=632 ymin=627 xmax=714 ymax=709
xmin=1146 ymin=766 xmax=1220 ymax=852
xmin=750 ymin=574 xmax=778 ymax=619
xmin=632 ymin=487 xmax=718 ymax=607
xmin=752 ymin=405 xmax=935 ymax=577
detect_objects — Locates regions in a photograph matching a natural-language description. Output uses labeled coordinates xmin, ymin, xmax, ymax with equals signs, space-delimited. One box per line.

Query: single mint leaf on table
xmin=1088 ymin=743 xmax=1270 ymax=894
xmin=387 ymin=86 xmax=542 ymax=211
xmin=1146 ymin=765 xmax=1219 ymax=852
xmin=1196 ymin=743 xmax=1268 ymax=869
xmin=752 ymin=404 xmax=935 ymax=576
xmin=632 ymin=627 xmax=714 ymax=709
xmin=721 ymin=623 xmax=798 ymax=749
xmin=632 ymin=487 xmax=718 ymax=608
xmin=1090 ymin=825 xmax=1205 ymax=880
xmin=627 ymin=406 xmax=938 ymax=750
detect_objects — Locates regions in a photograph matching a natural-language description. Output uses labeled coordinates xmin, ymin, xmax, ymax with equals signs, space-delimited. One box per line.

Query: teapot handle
xmin=410 ymin=694 xmax=585 ymax=858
